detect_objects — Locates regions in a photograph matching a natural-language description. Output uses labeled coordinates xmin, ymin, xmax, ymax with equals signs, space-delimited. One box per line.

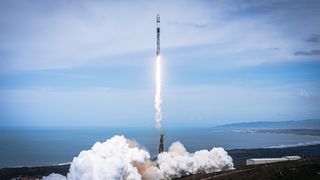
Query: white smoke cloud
xmin=67 ymin=135 xmax=149 ymax=180
xmin=43 ymin=173 xmax=67 ymax=180
xmin=155 ymin=142 xmax=234 ymax=179
xmin=44 ymin=135 xmax=233 ymax=180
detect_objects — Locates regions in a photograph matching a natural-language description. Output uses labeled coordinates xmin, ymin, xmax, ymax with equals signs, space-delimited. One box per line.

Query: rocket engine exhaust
xmin=44 ymin=135 xmax=234 ymax=180
xmin=155 ymin=14 xmax=162 ymax=129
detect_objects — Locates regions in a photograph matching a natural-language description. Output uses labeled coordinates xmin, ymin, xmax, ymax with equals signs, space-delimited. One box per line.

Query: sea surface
xmin=1 ymin=126 xmax=320 ymax=168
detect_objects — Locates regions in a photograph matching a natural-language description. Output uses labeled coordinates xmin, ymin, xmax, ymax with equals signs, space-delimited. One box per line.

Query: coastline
xmin=228 ymin=144 xmax=320 ymax=165
xmin=1 ymin=144 xmax=320 ymax=179
xmin=227 ymin=129 xmax=320 ymax=137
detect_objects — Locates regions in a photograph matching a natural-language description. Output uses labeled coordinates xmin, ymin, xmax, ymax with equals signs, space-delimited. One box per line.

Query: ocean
xmin=1 ymin=126 xmax=320 ymax=168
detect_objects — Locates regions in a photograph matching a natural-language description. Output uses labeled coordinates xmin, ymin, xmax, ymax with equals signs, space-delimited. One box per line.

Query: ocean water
xmin=0 ymin=126 xmax=320 ymax=168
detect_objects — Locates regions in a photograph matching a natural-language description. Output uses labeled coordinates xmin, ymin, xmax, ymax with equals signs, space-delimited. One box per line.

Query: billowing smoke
xmin=43 ymin=173 xmax=67 ymax=180
xmin=43 ymin=135 xmax=233 ymax=180
xmin=155 ymin=142 xmax=233 ymax=179
xmin=154 ymin=55 xmax=162 ymax=129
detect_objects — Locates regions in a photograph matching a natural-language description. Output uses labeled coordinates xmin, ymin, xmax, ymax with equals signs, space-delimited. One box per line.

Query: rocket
xmin=159 ymin=133 xmax=164 ymax=154
xmin=156 ymin=14 xmax=160 ymax=56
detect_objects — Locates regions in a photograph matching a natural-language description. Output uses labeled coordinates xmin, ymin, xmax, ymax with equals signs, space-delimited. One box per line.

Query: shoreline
xmin=228 ymin=144 xmax=320 ymax=165
xmin=1 ymin=144 xmax=320 ymax=179
xmin=1 ymin=143 xmax=320 ymax=169
xmin=1 ymin=142 xmax=320 ymax=169
xmin=227 ymin=128 xmax=320 ymax=137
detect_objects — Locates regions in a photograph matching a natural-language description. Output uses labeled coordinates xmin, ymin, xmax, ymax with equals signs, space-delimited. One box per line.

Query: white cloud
xmin=1 ymin=0 xmax=319 ymax=71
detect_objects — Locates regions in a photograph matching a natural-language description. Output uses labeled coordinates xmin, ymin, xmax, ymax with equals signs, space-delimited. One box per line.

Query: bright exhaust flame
xmin=155 ymin=55 xmax=162 ymax=129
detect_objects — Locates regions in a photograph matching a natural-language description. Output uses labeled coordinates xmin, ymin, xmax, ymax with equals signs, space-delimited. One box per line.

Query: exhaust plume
xmin=154 ymin=55 xmax=162 ymax=129
xmin=43 ymin=135 xmax=234 ymax=180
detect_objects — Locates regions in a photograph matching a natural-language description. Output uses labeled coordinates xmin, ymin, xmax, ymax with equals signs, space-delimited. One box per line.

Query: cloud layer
xmin=1 ymin=0 xmax=320 ymax=72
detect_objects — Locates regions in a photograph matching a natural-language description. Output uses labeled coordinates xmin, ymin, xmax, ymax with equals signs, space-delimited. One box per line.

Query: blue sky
xmin=0 ymin=0 xmax=319 ymax=127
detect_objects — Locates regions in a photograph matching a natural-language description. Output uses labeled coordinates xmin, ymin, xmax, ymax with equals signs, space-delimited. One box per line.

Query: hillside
xmin=214 ymin=119 xmax=320 ymax=130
